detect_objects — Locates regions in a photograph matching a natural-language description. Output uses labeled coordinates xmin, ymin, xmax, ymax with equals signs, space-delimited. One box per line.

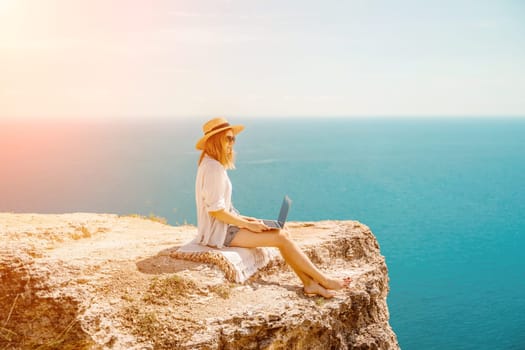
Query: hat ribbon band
xmin=205 ymin=122 xmax=230 ymax=135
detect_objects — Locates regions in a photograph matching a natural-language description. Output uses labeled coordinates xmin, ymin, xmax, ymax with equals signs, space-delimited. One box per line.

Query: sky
xmin=0 ymin=0 xmax=524 ymax=120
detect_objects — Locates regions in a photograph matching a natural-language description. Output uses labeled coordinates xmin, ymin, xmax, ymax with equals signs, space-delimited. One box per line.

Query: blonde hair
xmin=198 ymin=130 xmax=236 ymax=169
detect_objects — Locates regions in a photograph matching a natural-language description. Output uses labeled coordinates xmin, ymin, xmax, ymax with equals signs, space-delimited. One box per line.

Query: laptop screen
xmin=278 ymin=196 xmax=292 ymax=224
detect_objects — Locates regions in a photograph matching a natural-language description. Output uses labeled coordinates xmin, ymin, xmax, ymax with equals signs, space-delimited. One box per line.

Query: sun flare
xmin=0 ymin=0 xmax=13 ymax=12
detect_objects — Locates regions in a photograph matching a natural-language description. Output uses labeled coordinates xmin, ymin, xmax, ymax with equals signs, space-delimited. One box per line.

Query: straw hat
xmin=196 ymin=117 xmax=244 ymax=150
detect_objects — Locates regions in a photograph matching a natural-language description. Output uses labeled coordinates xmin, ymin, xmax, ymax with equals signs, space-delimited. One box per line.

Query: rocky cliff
xmin=0 ymin=213 xmax=399 ymax=349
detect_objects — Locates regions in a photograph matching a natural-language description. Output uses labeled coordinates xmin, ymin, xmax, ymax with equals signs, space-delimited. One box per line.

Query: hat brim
xmin=196 ymin=125 xmax=244 ymax=150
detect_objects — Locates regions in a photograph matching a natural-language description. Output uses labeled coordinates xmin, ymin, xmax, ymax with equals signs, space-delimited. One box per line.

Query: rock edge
xmin=0 ymin=213 xmax=399 ymax=349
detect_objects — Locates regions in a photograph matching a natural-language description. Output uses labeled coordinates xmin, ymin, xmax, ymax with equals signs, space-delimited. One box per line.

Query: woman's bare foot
xmin=303 ymin=281 xmax=336 ymax=299
xmin=321 ymin=276 xmax=351 ymax=291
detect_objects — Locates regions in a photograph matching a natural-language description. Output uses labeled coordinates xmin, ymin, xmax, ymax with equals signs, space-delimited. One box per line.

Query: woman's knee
xmin=280 ymin=228 xmax=291 ymax=238
xmin=274 ymin=229 xmax=292 ymax=247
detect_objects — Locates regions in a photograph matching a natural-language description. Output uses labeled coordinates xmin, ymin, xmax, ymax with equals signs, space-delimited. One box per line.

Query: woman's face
xmin=223 ymin=129 xmax=235 ymax=156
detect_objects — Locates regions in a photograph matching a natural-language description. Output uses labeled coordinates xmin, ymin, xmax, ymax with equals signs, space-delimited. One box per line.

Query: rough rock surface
xmin=0 ymin=213 xmax=399 ymax=349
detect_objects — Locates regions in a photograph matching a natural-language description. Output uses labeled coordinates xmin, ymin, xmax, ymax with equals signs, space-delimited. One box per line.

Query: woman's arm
xmin=241 ymin=215 xmax=259 ymax=222
xmin=209 ymin=209 xmax=270 ymax=233
xmin=231 ymin=205 xmax=257 ymax=222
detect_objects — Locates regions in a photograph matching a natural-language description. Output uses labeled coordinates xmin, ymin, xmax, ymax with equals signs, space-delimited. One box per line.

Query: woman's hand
xmin=244 ymin=220 xmax=270 ymax=233
xmin=209 ymin=209 xmax=270 ymax=233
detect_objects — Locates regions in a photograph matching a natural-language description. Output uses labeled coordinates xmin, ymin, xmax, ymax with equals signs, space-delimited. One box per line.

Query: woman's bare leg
xmin=291 ymin=268 xmax=337 ymax=298
xmin=267 ymin=234 xmax=336 ymax=298
xmin=276 ymin=254 xmax=336 ymax=298
xmin=229 ymin=229 xmax=349 ymax=297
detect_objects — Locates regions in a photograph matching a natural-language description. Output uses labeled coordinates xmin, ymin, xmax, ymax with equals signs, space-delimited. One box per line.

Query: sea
xmin=1 ymin=117 xmax=524 ymax=349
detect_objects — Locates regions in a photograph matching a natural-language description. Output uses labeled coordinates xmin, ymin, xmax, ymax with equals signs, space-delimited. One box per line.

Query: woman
xmin=195 ymin=117 xmax=350 ymax=298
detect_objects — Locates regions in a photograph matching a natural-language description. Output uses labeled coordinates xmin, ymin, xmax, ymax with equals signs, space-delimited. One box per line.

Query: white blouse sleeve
xmin=202 ymin=163 xmax=227 ymax=212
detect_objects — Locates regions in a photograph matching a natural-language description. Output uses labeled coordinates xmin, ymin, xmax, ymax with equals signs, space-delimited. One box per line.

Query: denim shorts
xmin=224 ymin=225 xmax=240 ymax=247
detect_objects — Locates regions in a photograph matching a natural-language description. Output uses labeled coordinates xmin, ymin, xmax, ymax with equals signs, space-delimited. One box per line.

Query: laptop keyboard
xmin=263 ymin=220 xmax=280 ymax=228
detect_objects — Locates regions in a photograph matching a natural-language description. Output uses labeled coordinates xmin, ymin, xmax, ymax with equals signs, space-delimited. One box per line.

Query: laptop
xmin=263 ymin=195 xmax=292 ymax=229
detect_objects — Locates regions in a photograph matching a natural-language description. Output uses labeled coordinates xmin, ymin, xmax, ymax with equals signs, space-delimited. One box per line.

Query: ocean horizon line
xmin=1 ymin=114 xmax=525 ymax=124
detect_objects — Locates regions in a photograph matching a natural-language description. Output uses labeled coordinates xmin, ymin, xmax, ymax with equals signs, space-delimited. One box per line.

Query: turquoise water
xmin=1 ymin=117 xmax=524 ymax=349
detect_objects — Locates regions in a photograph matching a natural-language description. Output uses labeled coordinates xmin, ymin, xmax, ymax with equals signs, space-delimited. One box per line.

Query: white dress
xmin=194 ymin=155 xmax=234 ymax=248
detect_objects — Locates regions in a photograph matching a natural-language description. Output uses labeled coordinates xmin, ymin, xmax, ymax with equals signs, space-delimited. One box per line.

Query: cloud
xmin=159 ymin=26 xmax=263 ymax=45
xmin=168 ymin=11 xmax=219 ymax=18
